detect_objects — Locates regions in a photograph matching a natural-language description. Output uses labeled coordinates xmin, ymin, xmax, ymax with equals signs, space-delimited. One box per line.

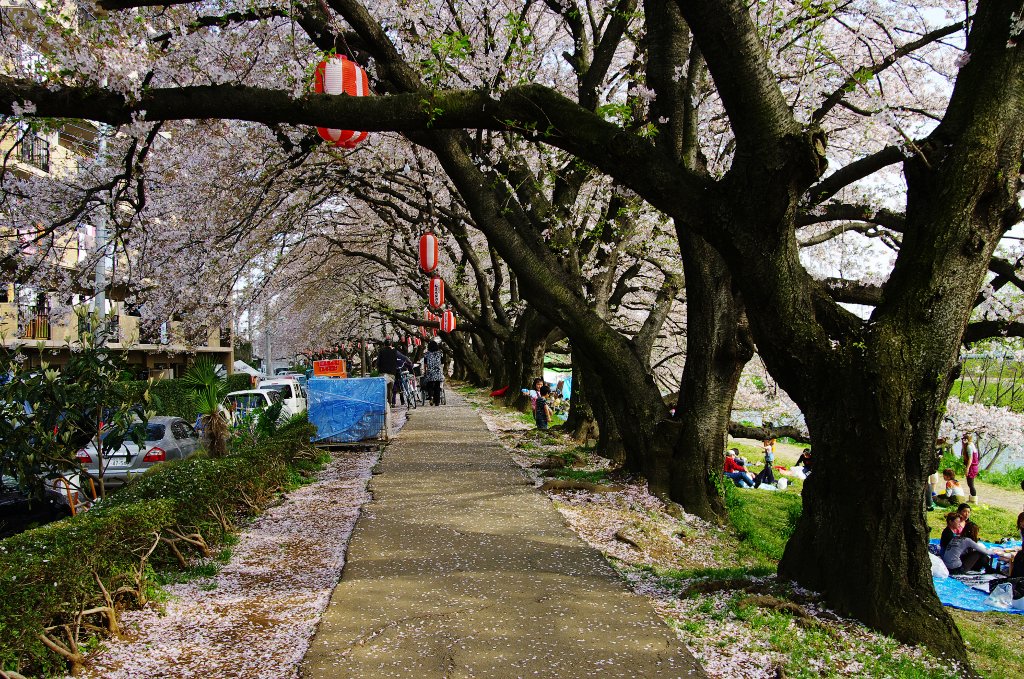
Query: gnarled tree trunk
xmin=671 ymin=232 xmax=753 ymax=521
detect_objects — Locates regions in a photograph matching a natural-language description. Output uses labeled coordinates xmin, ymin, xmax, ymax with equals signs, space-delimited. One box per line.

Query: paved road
xmin=302 ymin=393 xmax=705 ymax=679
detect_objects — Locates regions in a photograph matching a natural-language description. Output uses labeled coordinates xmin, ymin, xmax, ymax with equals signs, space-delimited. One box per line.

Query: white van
xmin=257 ymin=376 xmax=308 ymax=417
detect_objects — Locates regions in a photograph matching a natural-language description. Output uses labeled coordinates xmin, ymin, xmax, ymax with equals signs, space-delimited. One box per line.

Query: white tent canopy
xmin=233 ymin=360 xmax=264 ymax=378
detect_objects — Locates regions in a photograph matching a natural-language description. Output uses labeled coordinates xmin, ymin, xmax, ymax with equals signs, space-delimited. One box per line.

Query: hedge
xmin=225 ymin=373 xmax=254 ymax=393
xmin=117 ymin=374 xmax=259 ymax=422
xmin=0 ymin=417 xmax=319 ymax=677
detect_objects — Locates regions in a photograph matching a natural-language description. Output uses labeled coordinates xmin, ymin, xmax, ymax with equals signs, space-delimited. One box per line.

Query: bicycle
xmin=398 ymin=370 xmax=418 ymax=410
xmin=406 ymin=370 xmax=424 ymax=406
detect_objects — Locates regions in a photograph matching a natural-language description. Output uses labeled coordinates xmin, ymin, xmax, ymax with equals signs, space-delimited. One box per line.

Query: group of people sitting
xmin=723 ymin=440 xmax=813 ymax=489
xmin=938 ymin=503 xmax=1023 ymax=577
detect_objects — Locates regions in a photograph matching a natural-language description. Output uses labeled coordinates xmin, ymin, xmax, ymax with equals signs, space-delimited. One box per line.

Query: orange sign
xmin=313 ymin=359 xmax=347 ymax=378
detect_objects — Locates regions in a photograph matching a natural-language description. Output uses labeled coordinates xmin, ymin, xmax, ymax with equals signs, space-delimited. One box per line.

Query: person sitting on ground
xmin=794 ymin=448 xmax=813 ymax=477
xmin=724 ymin=449 xmax=755 ymax=488
xmin=534 ymin=384 xmax=552 ymax=431
xmin=936 ymin=468 xmax=967 ymax=506
xmin=753 ymin=439 xmax=776 ymax=489
xmin=957 ymin=503 xmax=981 ymax=540
xmin=1017 ymin=503 xmax=1024 ymax=543
xmin=939 ymin=510 xmax=961 ymax=554
xmin=940 ymin=512 xmax=998 ymax=574
xmin=1009 ymin=547 xmax=1024 ymax=578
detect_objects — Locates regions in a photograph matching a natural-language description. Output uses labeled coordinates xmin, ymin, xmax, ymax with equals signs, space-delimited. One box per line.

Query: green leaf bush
xmin=0 ymin=417 xmax=318 ymax=677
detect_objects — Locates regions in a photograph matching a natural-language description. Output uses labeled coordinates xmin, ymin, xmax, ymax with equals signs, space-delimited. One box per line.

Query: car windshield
xmin=226 ymin=394 xmax=268 ymax=409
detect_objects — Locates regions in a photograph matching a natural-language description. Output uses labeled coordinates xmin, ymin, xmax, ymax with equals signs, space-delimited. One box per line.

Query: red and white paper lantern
xmin=441 ymin=309 xmax=457 ymax=333
xmin=419 ymin=232 xmax=439 ymax=273
xmin=313 ymin=55 xmax=369 ymax=148
xmin=428 ymin=276 xmax=445 ymax=308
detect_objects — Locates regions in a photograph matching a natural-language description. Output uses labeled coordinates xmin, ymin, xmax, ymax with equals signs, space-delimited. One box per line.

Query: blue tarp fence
xmin=308 ymin=377 xmax=388 ymax=443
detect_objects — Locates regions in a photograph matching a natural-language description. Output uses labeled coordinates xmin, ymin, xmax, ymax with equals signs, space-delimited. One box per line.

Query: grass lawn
xmin=728 ymin=482 xmax=1023 ymax=678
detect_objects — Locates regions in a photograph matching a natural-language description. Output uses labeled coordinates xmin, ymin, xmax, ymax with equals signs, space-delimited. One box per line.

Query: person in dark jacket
xmin=376 ymin=340 xmax=410 ymax=406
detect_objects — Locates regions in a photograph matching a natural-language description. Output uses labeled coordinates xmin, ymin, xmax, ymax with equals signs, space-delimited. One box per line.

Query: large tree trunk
xmin=561 ymin=359 xmax=598 ymax=442
xmin=671 ymin=232 xmax=753 ymax=521
xmin=500 ymin=309 xmax=555 ymax=411
xmin=444 ymin=331 xmax=489 ymax=386
xmin=778 ymin=361 xmax=961 ymax=660
xmin=573 ymin=354 xmax=628 ymax=465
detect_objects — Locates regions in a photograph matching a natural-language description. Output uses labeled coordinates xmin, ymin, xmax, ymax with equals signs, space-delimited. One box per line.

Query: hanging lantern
xmin=428 ymin=276 xmax=445 ymax=308
xmin=441 ymin=309 xmax=457 ymax=333
xmin=313 ymin=55 xmax=369 ymax=149
xmin=419 ymin=232 xmax=439 ymax=273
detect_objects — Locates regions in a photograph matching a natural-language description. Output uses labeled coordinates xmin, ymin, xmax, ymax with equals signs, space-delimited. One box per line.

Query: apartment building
xmin=1 ymin=2 xmax=232 ymax=378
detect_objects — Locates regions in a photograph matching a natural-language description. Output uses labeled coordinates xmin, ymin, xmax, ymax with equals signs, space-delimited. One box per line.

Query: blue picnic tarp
xmin=307 ymin=377 xmax=387 ymax=443
xmin=930 ymin=538 xmax=1023 ymax=614
xmin=933 ymin=576 xmax=1024 ymax=614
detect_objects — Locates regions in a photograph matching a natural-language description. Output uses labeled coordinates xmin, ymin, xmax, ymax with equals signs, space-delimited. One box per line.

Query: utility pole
xmin=93 ymin=123 xmax=108 ymax=345
xmin=263 ymin=301 xmax=272 ymax=376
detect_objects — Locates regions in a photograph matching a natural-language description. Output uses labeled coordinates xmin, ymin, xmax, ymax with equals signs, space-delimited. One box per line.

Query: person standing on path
xmin=376 ymin=339 xmax=399 ymax=406
xmin=421 ymin=338 xmax=445 ymax=406
xmin=961 ymin=433 xmax=980 ymax=504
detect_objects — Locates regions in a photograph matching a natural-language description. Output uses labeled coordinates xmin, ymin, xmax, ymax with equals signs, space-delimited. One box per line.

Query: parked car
xmin=223 ymin=389 xmax=282 ymax=426
xmin=256 ymin=376 xmax=307 ymax=417
xmin=0 ymin=474 xmax=75 ymax=539
xmin=77 ymin=416 xmax=201 ymax=489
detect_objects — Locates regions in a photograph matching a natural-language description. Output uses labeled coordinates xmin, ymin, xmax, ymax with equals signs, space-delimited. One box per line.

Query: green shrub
xmin=0 ymin=421 xmax=320 ymax=676
xmin=225 ymin=373 xmax=253 ymax=393
xmin=117 ymin=378 xmax=199 ymax=421
xmin=978 ymin=465 xmax=1024 ymax=491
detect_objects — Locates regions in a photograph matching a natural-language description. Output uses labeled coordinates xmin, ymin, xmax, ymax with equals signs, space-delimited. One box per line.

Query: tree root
xmin=539 ymin=479 xmax=621 ymax=493
xmin=111 ymin=532 xmax=161 ymax=607
xmin=677 ymin=577 xmax=763 ymax=598
xmin=0 ymin=670 xmax=30 ymax=679
xmin=238 ymin=489 xmax=262 ymax=513
xmin=210 ymin=503 xmax=234 ymax=533
xmin=739 ymin=595 xmax=821 ymax=628
xmin=613 ymin=530 xmax=642 ymax=551
xmin=39 ymin=625 xmax=85 ymax=675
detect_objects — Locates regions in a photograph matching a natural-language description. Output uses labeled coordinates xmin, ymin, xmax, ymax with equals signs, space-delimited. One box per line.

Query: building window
xmin=0 ymin=283 xmax=9 ymax=304
xmin=17 ymin=131 xmax=50 ymax=173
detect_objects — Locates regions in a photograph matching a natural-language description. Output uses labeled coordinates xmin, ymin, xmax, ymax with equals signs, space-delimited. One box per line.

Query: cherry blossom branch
xmin=812 ymin=21 xmax=966 ymax=123
xmin=0 ymin=78 xmax=706 ymax=221
xmin=797 ymin=202 xmax=906 ymax=231
xmin=803 ymin=145 xmax=904 ymax=206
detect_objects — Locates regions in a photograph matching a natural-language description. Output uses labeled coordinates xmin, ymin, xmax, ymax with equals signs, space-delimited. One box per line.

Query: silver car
xmin=77 ymin=416 xmax=201 ymax=489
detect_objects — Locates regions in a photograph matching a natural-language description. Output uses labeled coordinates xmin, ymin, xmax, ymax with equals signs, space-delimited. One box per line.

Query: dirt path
xmin=78 ymin=448 xmax=378 ymax=679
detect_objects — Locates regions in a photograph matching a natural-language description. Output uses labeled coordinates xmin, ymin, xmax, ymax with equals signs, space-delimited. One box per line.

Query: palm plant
xmin=182 ymin=358 xmax=229 ymax=458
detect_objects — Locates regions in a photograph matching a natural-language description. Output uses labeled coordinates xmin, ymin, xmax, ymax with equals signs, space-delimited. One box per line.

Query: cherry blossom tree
xmin=3 ymin=0 xmax=1024 ymax=664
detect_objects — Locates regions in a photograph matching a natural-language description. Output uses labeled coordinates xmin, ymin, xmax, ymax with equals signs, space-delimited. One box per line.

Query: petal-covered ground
xmin=78 ymin=448 xmax=378 ymax=679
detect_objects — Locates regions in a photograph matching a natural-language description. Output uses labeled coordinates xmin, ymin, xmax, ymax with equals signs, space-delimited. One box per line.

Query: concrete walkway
xmin=301 ymin=393 xmax=705 ymax=679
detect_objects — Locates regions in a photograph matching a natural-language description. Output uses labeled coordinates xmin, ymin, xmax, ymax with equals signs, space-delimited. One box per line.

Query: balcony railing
xmin=21 ymin=311 xmax=51 ymax=340
xmin=17 ymin=133 xmax=50 ymax=173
